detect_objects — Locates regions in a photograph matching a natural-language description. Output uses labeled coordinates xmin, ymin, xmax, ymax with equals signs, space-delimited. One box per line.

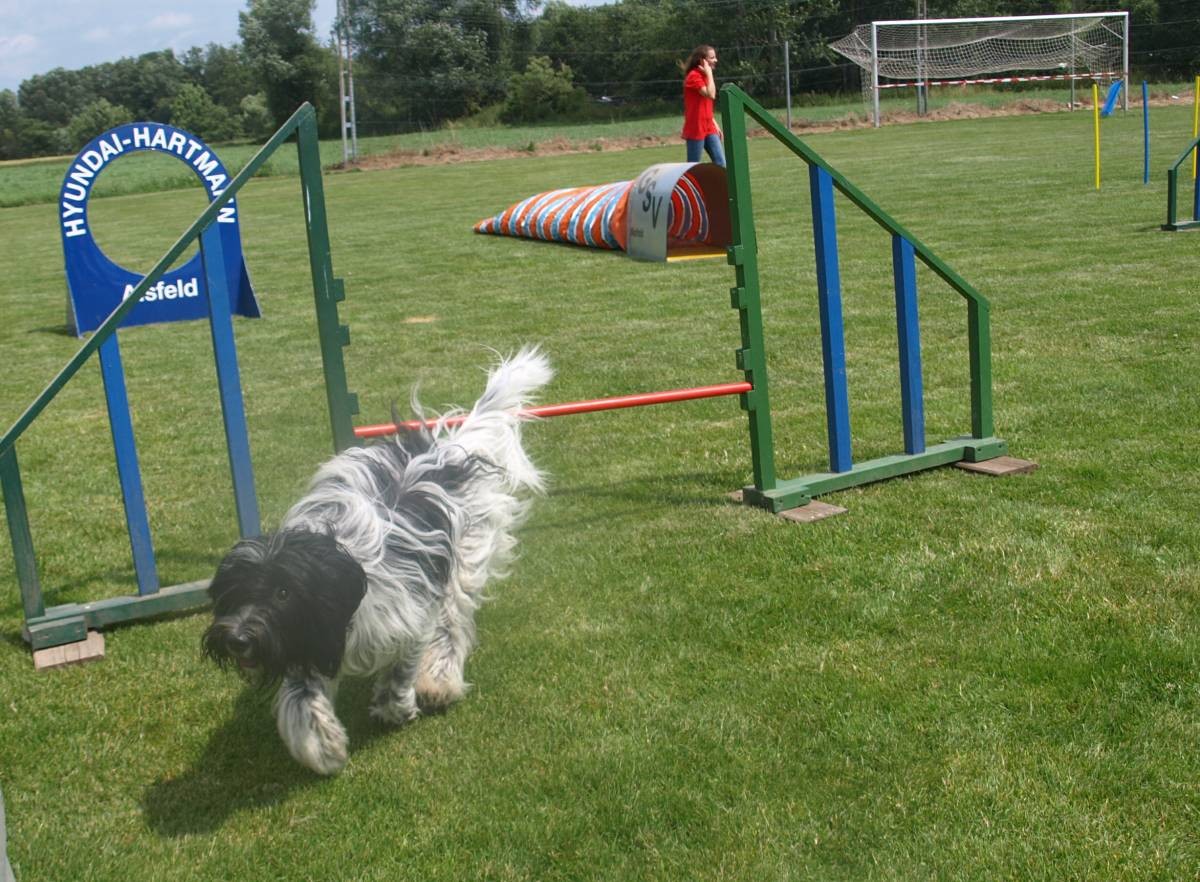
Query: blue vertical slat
xmin=200 ymin=225 xmax=261 ymax=539
xmin=98 ymin=335 xmax=159 ymax=595
xmin=1142 ymin=81 xmax=1150 ymax=186
xmin=809 ymin=165 xmax=853 ymax=473
xmin=892 ymin=235 xmax=926 ymax=454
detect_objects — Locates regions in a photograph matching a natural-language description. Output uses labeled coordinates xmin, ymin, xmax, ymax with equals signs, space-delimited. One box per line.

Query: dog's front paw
xmin=288 ymin=720 xmax=349 ymax=776
xmin=276 ymin=679 xmax=350 ymax=775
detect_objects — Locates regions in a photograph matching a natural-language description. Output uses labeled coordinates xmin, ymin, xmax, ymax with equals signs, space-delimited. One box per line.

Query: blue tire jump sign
xmin=59 ymin=122 xmax=259 ymax=336
xmin=56 ymin=122 xmax=263 ymax=598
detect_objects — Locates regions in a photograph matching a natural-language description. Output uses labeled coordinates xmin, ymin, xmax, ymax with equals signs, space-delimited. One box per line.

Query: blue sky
xmin=4 ymin=0 xmax=333 ymax=92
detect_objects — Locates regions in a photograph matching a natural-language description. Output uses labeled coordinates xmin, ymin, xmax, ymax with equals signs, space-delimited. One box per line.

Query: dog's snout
xmin=225 ymin=632 xmax=252 ymax=657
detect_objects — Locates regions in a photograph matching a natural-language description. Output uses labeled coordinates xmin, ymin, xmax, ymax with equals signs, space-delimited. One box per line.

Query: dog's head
xmin=201 ymin=529 xmax=367 ymax=682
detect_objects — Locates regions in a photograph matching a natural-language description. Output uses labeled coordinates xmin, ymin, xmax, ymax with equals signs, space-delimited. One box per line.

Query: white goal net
xmin=830 ymin=12 xmax=1130 ymax=126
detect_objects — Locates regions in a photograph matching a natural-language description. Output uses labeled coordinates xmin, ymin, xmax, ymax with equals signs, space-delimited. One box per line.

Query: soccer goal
xmin=830 ymin=11 xmax=1130 ymax=127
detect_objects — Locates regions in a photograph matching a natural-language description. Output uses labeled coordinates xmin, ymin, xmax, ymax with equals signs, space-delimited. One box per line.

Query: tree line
xmin=1 ymin=0 xmax=1195 ymax=161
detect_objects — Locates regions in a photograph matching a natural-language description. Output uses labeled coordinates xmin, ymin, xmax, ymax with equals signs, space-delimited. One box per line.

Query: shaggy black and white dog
xmin=202 ymin=347 xmax=551 ymax=775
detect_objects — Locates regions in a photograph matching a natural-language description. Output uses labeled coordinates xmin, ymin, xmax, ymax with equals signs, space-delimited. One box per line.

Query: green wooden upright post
xmin=0 ymin=447 xmax=43 ymax=622
xmin=720 ymin=86 xmax=777 ymax=493
xmin=967 ymin=299 xmax=994 ymax=440
xmin=1167 ymin=168 xmax=1179 ymax=228
xmin=296 ymin=113 xmax=359 ymax=453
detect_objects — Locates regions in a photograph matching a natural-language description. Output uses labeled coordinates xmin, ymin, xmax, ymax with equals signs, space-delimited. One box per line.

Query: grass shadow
xmin=0 ymin=630 xmax=28 ymax=651
xmin=141 ymin=678 xmax=384 ymax=837
xmin=2 ymin=548 xmax=219 ymax=616
xmin=540 ymin=469 xmax=745 ymax=509
xmin=29 ymin=324 xmax=74 ymax=337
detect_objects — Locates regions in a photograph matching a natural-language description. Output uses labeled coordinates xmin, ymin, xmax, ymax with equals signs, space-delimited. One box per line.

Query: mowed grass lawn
xmin=1 ymin=103 xmax=1198 ymax=880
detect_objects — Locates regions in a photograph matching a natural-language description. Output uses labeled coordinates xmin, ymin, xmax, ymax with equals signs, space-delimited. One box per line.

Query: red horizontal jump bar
xmin=353 ymin=381 xmax=753 ymax=439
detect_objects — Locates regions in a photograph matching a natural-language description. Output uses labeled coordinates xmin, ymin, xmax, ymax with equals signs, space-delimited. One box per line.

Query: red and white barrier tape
xmin=878 ymin=71 xmax=1121 ymax=89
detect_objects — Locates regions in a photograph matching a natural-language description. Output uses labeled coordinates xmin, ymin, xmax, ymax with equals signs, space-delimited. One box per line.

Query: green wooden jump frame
xmin=719 ymin=85 xmax=1006 ymax=513
xmin=1162 ymin=133 xmax=1200 ymax=231
xmin=1 ymin=103 xmax=358 ymax=651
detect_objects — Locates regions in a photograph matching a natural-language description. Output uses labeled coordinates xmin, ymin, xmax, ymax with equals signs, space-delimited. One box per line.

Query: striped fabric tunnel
xmin=474 ymin=170 xmax=710 ymax=253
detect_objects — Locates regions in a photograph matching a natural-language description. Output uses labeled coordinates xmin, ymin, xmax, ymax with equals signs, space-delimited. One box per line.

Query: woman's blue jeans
xmin=685 ymin=134 xmax=726 ymax=167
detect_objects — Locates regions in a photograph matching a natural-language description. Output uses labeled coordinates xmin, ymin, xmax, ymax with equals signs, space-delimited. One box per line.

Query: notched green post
xmin=720 ymin=87 xmax=778 ymax=496
xmin=297 ymin=114 xmax=359 ymax=453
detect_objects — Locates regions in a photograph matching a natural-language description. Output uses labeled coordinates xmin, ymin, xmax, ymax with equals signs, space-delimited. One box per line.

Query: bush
xmin=500 ymin=56 xmax=588 ymax=124
xmin=170 ymin=84 xmax=238 ymax=141
xmin=65 ymin=98 xmax=132 ymax=152
xmin=239 ymin=92 xmax=274 ymax=141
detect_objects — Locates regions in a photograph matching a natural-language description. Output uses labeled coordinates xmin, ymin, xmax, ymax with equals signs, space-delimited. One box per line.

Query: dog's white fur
xmin=209 ymin=347 xmax=550 ymax=774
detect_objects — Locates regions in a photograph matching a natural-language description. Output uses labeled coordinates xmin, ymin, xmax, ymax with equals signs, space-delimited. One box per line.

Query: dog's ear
xmin=292 ymin=533 xmax=367 ymax=678
xmin=207 ymin=536 xmax=284 ymax=621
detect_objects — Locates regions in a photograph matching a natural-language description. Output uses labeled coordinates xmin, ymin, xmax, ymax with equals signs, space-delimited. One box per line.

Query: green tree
xmin=239 ymin=0 xmax=334 ymax=127
xmin=0 ymin=90 xmax=26 ymax=160
xmin=533 ymin=1 xmax=679 ymax=102
xmin=348 ymin=0 xmax=525 ymax=126
xmin=17 ymin=68 xmax=90 ymax=127
xmin=97 ymin=51 xmax=186 ymax=121
xmin=181 ymin=44 xmax=257 ymax=114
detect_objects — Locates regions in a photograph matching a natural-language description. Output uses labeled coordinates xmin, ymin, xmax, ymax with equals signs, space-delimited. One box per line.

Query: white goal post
xmin=830 ymin=11 xmax=1130 ymax=127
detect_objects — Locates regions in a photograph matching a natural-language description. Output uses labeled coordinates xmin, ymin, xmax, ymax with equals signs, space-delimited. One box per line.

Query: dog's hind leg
xmin=274 ymin=675 xmax=348 ymax=776
xmin=414 ymin=594 xmax=474 ymax=711
xmin=370 ymin=642 xmax=424 ymax=726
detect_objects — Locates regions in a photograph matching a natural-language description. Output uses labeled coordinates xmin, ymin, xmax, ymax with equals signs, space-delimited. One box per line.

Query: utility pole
xmin=784 ymin=39 xmax=792 ymax=129
xmin=337 ymin=0 xmax=359 ymax=161
xmin=336 ymin=27 xmax=348 ymax=164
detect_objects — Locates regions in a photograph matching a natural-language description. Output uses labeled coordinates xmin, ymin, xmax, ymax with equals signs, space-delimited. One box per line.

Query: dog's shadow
xmin=141 ymin=679 xmax=384 ymax=837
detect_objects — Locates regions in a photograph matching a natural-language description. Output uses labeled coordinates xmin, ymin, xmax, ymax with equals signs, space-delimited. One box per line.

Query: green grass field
xmin=1 ymin=100 xmax=1199 ymax=881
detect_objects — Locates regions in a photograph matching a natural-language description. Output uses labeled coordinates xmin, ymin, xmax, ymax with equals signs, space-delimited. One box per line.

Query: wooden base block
xmin=729 ymin=491 xmax=847 ymax=522
xmin=33 ymin=631 xmax=105 ymax=671
xmin=955 ymin=456 xmax=1038 ymax=477
xmin=778 ymin=500 xmax=848 ymax=523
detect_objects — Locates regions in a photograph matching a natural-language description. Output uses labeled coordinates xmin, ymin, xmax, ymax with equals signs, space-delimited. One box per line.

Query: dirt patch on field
xmin=340 ymin=93 xmax=1192 ymax=174
xmin=347 ymin=133 xmax=673 ymax=171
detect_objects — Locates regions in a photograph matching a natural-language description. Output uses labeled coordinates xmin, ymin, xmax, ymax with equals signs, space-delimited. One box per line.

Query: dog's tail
xmin=444 ymin=345 xmax=553 ymax=493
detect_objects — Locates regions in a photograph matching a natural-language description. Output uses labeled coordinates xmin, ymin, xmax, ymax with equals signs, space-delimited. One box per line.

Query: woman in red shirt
xmin=681 ymin=44 xmax=725 ymax=167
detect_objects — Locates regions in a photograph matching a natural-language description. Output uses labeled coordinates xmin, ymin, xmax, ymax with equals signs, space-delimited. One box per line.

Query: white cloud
xmin=82 ymin=27 xmax=111 ymax=43
xmin=148 ymin=13 xmax=194 ymax=30
xmin=0 ymin=34 xmax=37 ymax=57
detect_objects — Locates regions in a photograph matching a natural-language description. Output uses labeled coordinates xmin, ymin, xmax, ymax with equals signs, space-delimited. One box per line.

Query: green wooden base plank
xmin=23 ymin=580 xmax=211 ymax=650
xmin=741 ymin=437 xmax=1007 ymax=513
xmin=1161 ymin=221 xmax=1200 ymax=231
xmin=957 ymin=436 xmax=1009 ymax=462
xmin=26 ymin=616 xmax=87 ymax=650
